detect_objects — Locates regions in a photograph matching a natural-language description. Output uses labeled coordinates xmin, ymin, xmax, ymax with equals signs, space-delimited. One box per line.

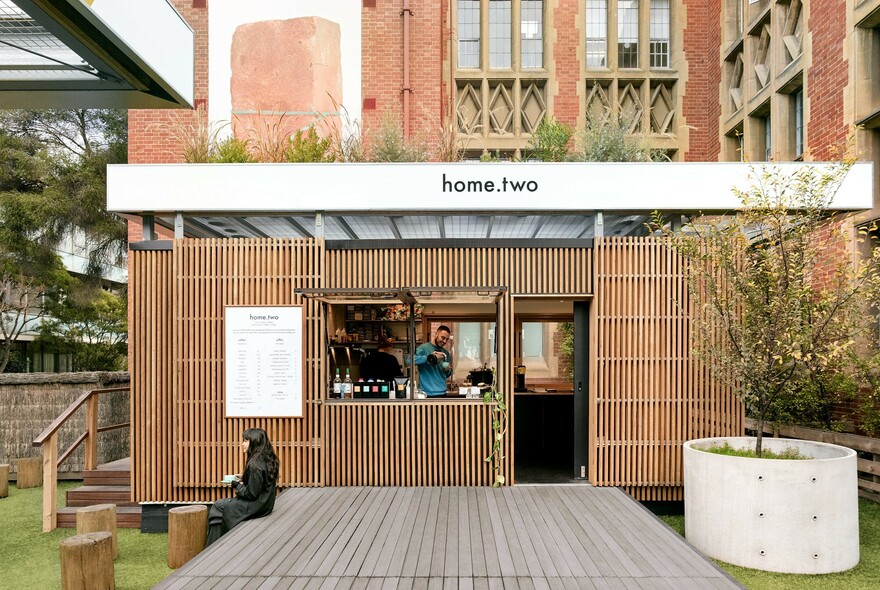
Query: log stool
xmin=0 ymin=464 xmax=9 ymax=498
xmin=16 ymin=457 xmax=41 ymax=489
xmin=167 ymin=505 xmax=207 ymax=568
xmin=59 ymin=531 xmax=115 ymax=590
xmin=76 ymin=504 xmax=118 ymax=559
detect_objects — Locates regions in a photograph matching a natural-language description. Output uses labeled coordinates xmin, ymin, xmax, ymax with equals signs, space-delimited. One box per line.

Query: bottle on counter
xmin=343 ymin=368 xmax=353 ymax=398
xmin=333 ymin=369 xmax=342 ymax=398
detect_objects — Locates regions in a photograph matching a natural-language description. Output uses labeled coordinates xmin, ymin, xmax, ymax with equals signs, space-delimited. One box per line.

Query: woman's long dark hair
xmin=243 ymin=428 xmax=279 ymax=483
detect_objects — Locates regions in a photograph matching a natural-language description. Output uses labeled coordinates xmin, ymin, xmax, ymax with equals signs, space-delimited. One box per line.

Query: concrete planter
xmin=683 ymin=436 xmax=859 ymax=574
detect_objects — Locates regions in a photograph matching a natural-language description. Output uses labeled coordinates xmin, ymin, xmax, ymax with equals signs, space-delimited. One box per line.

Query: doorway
xmin=513 ymin=299 xmax=590 ymax=483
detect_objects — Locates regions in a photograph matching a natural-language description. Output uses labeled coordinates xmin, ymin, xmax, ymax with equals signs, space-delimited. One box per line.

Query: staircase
xmin=57 ymin=458 xmax=141 ymax=529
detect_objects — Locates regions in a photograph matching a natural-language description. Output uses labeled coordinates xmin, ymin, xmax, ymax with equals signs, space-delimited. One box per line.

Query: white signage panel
xmin=225 ymin=305 xmax=303 ymax=418
xmin=108 ymin=161 xmax=875 ymax=214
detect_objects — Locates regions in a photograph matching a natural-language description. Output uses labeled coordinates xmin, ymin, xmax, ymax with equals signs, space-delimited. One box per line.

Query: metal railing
xmin=32 ymin=386 xmax=130 ymax=532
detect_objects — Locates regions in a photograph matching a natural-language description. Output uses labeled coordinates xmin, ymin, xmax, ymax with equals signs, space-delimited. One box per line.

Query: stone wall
xmin=0 ymin=372 xmax=130 ymax=477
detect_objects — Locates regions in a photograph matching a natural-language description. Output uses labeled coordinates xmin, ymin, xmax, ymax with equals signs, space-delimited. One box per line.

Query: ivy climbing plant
xmin=483 ymin=368 xmax=509 ymax=487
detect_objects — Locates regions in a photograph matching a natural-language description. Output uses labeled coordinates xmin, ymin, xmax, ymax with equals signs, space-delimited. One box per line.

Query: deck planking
xmin=155 ymin=486 xmax=743 ymax=590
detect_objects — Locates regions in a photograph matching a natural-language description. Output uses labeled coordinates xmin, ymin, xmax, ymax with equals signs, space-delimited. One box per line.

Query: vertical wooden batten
xmin=129 ymin=237 xmax=740 ymax=503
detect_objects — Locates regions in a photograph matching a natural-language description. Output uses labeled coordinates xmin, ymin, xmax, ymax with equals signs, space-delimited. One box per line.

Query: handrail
xmin=32 ymin=387 xmax=129 ymax=447
xmin=30 ymin=385 xmax=130 ymax=532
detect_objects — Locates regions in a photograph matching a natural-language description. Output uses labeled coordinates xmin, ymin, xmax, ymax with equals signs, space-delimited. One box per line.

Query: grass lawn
xmin=0 ymin=482 xmax=173 ymax=590
xmin=660 ymin=499 xmax=880 ymax=590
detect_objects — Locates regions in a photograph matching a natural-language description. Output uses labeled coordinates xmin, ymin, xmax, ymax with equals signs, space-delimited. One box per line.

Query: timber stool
xmin=0 ymin=463 xmax=8 ymax=498
xmin=16 ymin=457 xmax=41 ymax=489
xmin=167 ymin=505 xmax=207 ymax=568
xmin=76 ymin=504 xmax=118 ymax=559
xmin=59 ymin=531 xmax=114 ymax=590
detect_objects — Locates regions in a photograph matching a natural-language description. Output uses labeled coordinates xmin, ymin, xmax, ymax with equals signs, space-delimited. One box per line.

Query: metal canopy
xmin=0 ymin=0 xmax=193 ymax=108
xmin=157 ymin=213 xmax=651 ymax=241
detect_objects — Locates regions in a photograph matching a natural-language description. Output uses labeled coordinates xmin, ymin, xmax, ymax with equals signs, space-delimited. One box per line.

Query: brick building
xmin=130 ymin=1 xmax=878 ymax=174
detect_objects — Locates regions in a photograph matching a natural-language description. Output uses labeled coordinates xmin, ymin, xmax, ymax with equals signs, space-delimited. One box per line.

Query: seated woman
xmin=206 ymin=427 xmax=279 ymax=546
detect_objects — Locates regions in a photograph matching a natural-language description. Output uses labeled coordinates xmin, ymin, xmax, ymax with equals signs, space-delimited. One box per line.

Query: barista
xmin=360 ymin=335 xmax=402 ymax=381
xmin=414 ymin=325 xmax=452 ymax=397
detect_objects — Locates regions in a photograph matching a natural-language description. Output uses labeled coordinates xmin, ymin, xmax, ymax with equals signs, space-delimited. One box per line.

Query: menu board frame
xmin=224 ymin=304 xmax=304 ymax=418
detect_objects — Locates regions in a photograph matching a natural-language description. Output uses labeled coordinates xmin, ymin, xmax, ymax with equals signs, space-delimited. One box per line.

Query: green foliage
xmin=211 ymin=136 xmax=254 ymax=163
xmin=368 ymin=109 xmax=428 ymax=162
xmin=483 ymin=368 xmax=509 ymax=487
xmin=570 ymin=111 xmax=665 ymax=162
xmin=525 ymin=118 xmax=573 ymax=162
xmin=558 ymin=322 xmax=574 ymax=382
xmin=479 ymin=151 xmax=504 ymax=162
xmin=652 ymin=159 xmax=880 ymax=455
xmin=35 ymin=288 xmax=128 ymax=371
xmin=284 ymin=127 xmax=335 ymax=163
xmin=0 ymin=482 xmax=172 ymax=589
xmin=699 ymin=441 xmax=809 ymax=460
xmin=2 ymin=109 xmax=129 ymax=278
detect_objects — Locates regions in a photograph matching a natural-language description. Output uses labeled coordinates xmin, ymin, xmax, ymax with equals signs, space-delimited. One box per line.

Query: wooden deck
xmin=155 ymin=486 xmax=743 ymax=590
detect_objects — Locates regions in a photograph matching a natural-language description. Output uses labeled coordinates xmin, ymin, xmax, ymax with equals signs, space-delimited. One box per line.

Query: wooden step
xmin=66 ymin=486 xmax=136 ymax=507
xmin=56 ymin=506 xmax=142 ymax=529
xmin=83 ymin=469 xmax=131 ymax=486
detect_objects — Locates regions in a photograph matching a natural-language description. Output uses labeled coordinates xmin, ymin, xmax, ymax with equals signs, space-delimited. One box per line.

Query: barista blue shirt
xmin=414 ymin=342 xmax=451 ymax=396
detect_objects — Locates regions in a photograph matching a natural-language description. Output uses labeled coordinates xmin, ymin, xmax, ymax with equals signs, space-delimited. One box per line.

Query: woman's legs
xmin=206 ymin=499 xmax=230 ymax=547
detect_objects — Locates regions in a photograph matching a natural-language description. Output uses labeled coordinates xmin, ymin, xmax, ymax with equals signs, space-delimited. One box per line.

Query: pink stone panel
xmin=230 ymin=17 xmax=342 ymax=139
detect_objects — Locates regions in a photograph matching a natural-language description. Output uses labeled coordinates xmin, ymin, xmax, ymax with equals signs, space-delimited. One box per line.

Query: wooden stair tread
xmin=57 ymin=506 xmax=141 ymax=529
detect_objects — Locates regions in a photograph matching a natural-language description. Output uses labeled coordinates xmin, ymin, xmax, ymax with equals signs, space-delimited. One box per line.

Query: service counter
xmin=323 ymin=391 xmax=502 ymax=487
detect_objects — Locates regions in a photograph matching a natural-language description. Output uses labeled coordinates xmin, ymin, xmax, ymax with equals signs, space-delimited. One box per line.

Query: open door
xmin=573 ymin=300 xmax=590 ymax=479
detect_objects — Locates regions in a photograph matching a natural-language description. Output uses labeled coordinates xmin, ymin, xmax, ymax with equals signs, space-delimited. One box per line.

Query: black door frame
xmin=573 ymin=300 xmax=590 ymax=479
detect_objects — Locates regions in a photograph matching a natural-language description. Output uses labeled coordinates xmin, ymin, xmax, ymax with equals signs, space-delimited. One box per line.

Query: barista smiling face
xmin=433 ymin=327 xmax=451 ymax=348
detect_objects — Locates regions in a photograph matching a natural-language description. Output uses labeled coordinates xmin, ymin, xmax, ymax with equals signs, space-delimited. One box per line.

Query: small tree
xmin=654 ymin=161 xmax=880 ymax=456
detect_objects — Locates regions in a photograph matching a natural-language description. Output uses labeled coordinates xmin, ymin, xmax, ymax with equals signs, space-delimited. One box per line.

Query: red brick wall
xmin=128 ymin=1 xmax=208 ymax=165
xmin=682 ymin=0 xmax=721 ymax=161
xmin=807 ymin=0 xmax=848 ymax=160
xmin=552 ymin=0 xmax=581 ymax=126
xmin=362 ymin=1 xmax=444 ymax=141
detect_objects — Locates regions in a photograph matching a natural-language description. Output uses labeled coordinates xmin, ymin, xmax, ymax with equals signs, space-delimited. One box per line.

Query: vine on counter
xmin=483 ymin=368 xmax=508 ymax=487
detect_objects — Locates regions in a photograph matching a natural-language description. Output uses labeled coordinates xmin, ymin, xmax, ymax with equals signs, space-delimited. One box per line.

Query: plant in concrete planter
xmin=655 ymin=159 xmax=880 ymax=573
xmin=654 ymin=159 xmax=880 ymax=455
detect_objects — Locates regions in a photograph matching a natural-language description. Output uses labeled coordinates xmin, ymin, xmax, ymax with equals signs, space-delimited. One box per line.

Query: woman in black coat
xmin=206 ymin=427 xmax=279 ymax=546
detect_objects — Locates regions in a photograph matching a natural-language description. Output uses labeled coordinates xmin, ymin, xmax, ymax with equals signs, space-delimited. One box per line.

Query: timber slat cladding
xmin=131 ymin=237 xmax=739 ymax=503
xmin=593 ymin=238 xmax=743 ymax=501
xmin=168 ymin=239 xmax=323 ymax=502
xmin=130 ymin=249 xmax=174 ymax=502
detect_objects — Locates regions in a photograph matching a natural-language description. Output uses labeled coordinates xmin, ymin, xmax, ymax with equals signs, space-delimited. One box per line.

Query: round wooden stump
xmin=60 ymin=531 xmax=115 ymax=590
xmin=167 ymin=505 xmax=207 ymax=569
xmin=76 ymin=504 xmax=118 ymax=560
xmin=16 ymin=457 xmax=41 ymax=489
xmin=0 ymin=464 xmax=9 ymax=498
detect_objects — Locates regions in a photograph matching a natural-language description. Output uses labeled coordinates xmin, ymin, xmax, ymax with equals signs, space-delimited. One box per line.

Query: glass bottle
xmin=333 ymin=368 xmax=342 ymax=398
xmin=343 ymin=368 xmax=353 ymax=398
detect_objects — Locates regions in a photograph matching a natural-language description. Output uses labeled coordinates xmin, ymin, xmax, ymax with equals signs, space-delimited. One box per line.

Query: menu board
xmin=225 ymin=305 xmax=303 ymax=418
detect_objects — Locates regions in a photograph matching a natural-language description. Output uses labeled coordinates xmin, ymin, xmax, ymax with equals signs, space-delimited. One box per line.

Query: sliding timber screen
xmin=591 ymin=237 xmax=742 ymax=501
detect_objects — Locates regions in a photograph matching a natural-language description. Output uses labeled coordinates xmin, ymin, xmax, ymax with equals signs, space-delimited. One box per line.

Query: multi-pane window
xmin=456 ymin=1 xmax=544 ymax=70
xmin=794 ymin=90 xmax=803 ymax=158
xmin=618 ymin=0 xmax=639 ymax=68
xmin=458 ymin=0 xmax=480 ymax=68
xmin=650 ymin=0 xmax=670 ymax=68
xmin=586 ymin=0 xmax=608 ymax=68
xmin=521 ymin=1 xmax=543 ymax=68
xmin=490 ymin=0 xmax=512 ymax=68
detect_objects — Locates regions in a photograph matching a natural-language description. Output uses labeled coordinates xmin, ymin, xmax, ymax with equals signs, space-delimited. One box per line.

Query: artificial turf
xmin=0 ymin=481 xmax=172 ymax=590
xmin=659 ymin=499 xmax=880 ymax=590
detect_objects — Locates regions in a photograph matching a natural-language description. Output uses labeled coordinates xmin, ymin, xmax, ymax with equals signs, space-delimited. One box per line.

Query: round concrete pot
xmin=683 ymin=436 xmax=859 ymax=574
